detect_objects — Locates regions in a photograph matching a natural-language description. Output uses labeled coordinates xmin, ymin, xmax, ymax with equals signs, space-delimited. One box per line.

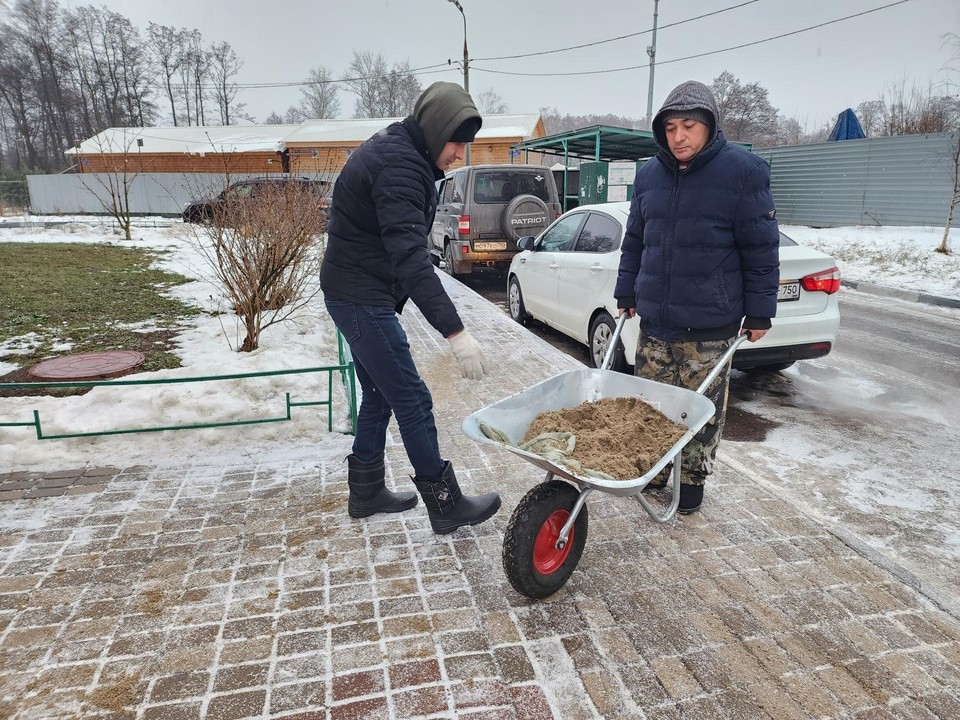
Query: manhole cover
xmin=28 ymin=351 xmax=145 ymax=381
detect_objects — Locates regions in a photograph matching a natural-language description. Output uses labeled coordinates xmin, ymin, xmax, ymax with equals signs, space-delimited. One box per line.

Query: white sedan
xmin=506 ymin=201 xmax=841 ymax=373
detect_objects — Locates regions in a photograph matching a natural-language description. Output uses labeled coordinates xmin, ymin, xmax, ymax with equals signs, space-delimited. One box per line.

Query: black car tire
xmin=589 ymin=312 xmax=627 ymax=372
xmin=502 ymin=194 xmax=551 ymax=242
xmin=443 ymin=242 xmax=460 ymax=277
xmin=508 ymin=276 xmax=529 ymax=325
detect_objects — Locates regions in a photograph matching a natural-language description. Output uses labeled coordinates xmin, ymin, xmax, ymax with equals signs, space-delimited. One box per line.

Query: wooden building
xmin=67 ymin=114 xmax=546 ymax=176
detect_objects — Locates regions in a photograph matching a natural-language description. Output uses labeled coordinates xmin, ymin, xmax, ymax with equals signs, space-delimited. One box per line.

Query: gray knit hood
xmin=652 ymin=80 xmax=719 ymax=153
xmin=414 ymin=82 xmax=482 ymax=163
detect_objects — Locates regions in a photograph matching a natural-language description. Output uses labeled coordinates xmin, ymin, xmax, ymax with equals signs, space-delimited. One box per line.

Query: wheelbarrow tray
xmin=462 ymin=368 xmax=716 ymax=498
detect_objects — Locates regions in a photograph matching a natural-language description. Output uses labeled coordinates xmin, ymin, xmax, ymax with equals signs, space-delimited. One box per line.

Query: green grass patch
xmin=0 ymin=242 xmax=200 ymax=374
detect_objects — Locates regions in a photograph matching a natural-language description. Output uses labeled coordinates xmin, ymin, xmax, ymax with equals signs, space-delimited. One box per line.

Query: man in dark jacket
xmin=320 ymin=81 xmax=501 ymax=534
xmin=615 ymin=80 xmax=780 ymax=514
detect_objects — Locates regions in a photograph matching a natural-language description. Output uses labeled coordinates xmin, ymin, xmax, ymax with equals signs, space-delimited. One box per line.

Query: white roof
xmin=283 ymin=113 xmax=541 ymax=144
xmin=68 ymin=114 xmax=542 ymax=155
xmin=66 ymin=125 xmax=301 ymax=155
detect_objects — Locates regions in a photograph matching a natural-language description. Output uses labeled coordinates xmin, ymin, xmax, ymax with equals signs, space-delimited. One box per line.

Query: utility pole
xmin=447 ymin=0 xmax=471 ymax=165
xmin=645 ymin=0 xmax=660 ymax=131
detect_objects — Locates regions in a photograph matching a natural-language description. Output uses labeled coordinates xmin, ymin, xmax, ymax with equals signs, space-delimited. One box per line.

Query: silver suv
xmin=430 ymin=164 xmax=561 ymax=276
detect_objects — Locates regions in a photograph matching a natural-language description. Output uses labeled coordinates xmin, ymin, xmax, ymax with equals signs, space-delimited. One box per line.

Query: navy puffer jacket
xmin=614 ymin=132 xmax=780 ymax=342
xmin=320 ymin=117 xmax=463 ymax=338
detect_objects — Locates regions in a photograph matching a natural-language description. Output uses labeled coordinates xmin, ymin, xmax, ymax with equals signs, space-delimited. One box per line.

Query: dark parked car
xmin=182 ymin=177 xmax=330 ymax=224
xmin=429 ymin=164 xmax=562 ymax=276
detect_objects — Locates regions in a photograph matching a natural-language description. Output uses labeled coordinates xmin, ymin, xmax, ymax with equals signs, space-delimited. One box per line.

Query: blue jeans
xmin=325 ymin=298 xmax=444 ymax=480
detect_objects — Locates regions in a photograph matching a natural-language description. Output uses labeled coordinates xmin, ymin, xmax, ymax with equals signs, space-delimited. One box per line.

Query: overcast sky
xmin=82 ymin=0 xmax=959 ymax=131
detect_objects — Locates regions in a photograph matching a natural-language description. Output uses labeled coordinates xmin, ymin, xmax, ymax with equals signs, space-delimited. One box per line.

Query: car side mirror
xmin=517 ymin=236 xmax=536 ymax=251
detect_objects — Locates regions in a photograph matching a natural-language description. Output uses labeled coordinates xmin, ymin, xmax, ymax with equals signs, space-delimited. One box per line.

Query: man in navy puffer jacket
xmin=614 ymin=80 xmax=779 ymax=514
xmin=320 ymin=82 xmax=500 ymax=534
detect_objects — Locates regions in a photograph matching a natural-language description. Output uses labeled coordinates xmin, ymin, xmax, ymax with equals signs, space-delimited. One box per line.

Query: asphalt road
xmin=459 ymin=267 xmax=960 ymax=609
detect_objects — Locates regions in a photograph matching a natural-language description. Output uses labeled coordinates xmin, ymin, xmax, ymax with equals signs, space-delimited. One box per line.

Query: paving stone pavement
xmin=2 ymin=274 xmax=960 ymax=719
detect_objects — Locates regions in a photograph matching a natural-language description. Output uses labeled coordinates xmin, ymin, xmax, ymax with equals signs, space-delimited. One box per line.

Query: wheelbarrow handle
xmin=695 ymin=333 xmax=750 ymax=395
xmin=601 ymin=313 xmax=632 ymax=371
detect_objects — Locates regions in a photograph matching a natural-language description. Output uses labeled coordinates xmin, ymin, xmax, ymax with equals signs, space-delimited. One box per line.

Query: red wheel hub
xmin=533 ymin=509 xmax=574 ymax=575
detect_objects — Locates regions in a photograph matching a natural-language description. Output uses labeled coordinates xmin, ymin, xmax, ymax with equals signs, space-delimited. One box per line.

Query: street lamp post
xmin=447 ymin=0 xmax=471 ymax=165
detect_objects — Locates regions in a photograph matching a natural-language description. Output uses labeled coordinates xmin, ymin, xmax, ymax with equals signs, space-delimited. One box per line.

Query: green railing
xmin=0 ymin=346 xmax=357 ymax=440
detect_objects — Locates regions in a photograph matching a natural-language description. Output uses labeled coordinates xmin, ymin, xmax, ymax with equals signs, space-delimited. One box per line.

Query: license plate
xmin=473 ymin=242 xmax=507 ymax=251
xmin=777 ymin=282 xmax=800 ymax=301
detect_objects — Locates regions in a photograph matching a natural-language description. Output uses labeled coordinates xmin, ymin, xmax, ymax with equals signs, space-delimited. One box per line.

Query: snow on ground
xmin=0 ymin=218 xmax=352 ymax=472
xmin=781 ymin=224 xmax=960 ymax=301
xmin=0 ymin=217 xmax=957 ymax=474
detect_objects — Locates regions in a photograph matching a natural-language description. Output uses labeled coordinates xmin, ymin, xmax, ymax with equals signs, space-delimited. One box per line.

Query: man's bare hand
xmin=618 ymin=308 xmax=636 ymax=319
xmin=741 ymin=328 xmax=768 ymax=342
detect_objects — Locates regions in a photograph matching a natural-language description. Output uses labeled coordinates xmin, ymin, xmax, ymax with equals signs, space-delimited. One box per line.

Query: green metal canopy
xmin=512 ymin=124 xmax=660 ymax=163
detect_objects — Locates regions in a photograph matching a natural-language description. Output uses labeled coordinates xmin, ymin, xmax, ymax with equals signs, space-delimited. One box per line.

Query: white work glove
xmin=448 ymin=329 xmax=488 ymax=380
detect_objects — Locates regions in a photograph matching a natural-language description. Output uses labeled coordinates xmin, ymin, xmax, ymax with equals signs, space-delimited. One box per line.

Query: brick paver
xmin=1 ymin=274 xmax=959 ymax=718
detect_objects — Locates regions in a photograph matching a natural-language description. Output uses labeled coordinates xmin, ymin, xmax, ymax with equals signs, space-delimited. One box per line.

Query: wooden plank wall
xmin=75 ymin=152 xmax=283 ymax=174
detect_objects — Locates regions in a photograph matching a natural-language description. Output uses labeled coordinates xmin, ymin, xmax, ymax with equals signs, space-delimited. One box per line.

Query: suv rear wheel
xmin=443 ymin=242 xmax=460 ymax=278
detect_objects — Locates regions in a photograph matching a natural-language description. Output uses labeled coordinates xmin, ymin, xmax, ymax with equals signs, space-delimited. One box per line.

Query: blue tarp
xmin=828 ymin=108 xmax=866 ymax=141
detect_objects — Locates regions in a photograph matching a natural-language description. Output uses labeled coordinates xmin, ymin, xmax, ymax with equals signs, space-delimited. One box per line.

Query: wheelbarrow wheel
xmin=502 ymin=480 xmax=588 ymax=599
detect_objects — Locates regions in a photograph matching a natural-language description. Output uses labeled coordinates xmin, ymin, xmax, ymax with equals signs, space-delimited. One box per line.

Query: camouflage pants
xmin=635 ymin=331 xmax=735 ymax=487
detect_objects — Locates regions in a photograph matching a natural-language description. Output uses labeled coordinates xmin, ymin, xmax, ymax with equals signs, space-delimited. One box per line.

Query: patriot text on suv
xmin=429 ymin=164 xmax=561 ymax=276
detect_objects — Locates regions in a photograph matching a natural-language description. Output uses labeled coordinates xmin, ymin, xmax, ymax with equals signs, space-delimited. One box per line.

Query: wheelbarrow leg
xmin=634 ymin=451 xmax=682 ymax=523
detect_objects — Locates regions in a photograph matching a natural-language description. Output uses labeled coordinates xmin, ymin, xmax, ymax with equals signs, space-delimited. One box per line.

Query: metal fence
xmin=756 ymin=132 xmax=957 ymax=227
xmin=26 ymin=171 xmax=337 ymax=216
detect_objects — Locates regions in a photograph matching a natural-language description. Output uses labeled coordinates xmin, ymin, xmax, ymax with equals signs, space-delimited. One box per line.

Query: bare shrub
xmin=195 ymin=180 xmax=328 ymax=352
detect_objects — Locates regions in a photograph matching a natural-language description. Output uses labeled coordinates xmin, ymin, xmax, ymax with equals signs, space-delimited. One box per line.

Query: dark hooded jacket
xmin=614 ymin=81 xmax=780 ymax=341
xmin=320 ymin=83 xmax=481 ymax=338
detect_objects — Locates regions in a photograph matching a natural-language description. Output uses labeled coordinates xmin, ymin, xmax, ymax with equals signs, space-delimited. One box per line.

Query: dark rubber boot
xmin=678 ymin=483 xmax=704 ymax=515
xmin=413 ymin=460 xmax=501 ymax=535
xmin=347 ymin=453 xmax=417 ymax=519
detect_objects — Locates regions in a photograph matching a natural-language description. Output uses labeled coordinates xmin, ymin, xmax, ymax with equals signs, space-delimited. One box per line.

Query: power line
xmin=471 ymin=0 xmax=913 ymax=79
xmin=143 ymin=63 xmax=454 ymax=92
xmin=472 ymin=0 xmax=760 ymax=62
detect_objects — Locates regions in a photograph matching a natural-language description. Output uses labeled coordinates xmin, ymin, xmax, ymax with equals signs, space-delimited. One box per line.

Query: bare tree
xmin=294 ymin=65 xmax=340 ymax=120
xmin=209 ymin=40 xmax=243 ymax=125
xmin=477 ymin=88 xmax=508 ymax=114
xmin=78 ymin=129 xmax=142 ymax=240
xmin=147 ymin=23 xmax=183 ymax=125
xmin=711 ymin=71 xmax=779 ymax=146
xmin=939 ymin=133 xmax=958 ymax=255
xmin=856 ymin=99 xmax=885 ymax=137
xmin=342 ymin=51 xmax=421 ymax=118
xmin=191 ymin=181 xmax=328 ymax=352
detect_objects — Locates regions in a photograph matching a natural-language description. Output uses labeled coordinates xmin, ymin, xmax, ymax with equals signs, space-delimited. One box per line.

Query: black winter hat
xmin=448 ymin=117 xmax=481 ymax=143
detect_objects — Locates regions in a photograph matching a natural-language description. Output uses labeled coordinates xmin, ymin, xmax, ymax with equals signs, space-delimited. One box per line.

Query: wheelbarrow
xmin=462 ymin=315 xmax=747 ymax=599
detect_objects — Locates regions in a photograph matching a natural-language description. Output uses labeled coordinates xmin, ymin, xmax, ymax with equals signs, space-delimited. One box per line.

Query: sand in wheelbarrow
xmin=523 ymin=397 xmax=686 ymax=480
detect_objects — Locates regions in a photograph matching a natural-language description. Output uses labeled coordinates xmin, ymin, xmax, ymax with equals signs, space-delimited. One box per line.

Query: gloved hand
xmin=448 ymin=330 xmax=487 ymax=380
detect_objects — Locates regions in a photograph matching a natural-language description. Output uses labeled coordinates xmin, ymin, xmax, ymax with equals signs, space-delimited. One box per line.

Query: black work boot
xmin=347 ymin=453 xmax=417 ymax=519
xmin=678 ymin=483 xmax=704 ymax=515
xmin=413 ymin=461 xmax=501 ymax=535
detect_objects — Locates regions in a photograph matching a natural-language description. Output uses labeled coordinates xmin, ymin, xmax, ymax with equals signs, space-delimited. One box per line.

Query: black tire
xmin=501 ymin=194 xmax=551 ymax=242
xmin=508 ymin=275 xmax=529 ymax=325
xmin=743 ymin=361 xmax=795 ymax=374
xmin=589 ymin=312 xmax=627 ymax=372
xmin=502 ymin=480 xmax=588 ymax=599
xmin=443 ymin=242 xmax=460 ymax=277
